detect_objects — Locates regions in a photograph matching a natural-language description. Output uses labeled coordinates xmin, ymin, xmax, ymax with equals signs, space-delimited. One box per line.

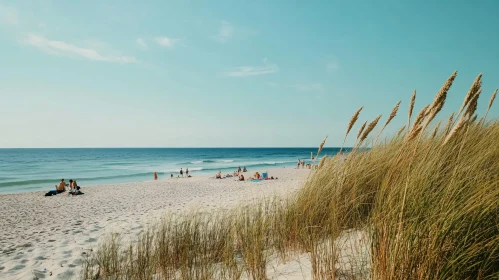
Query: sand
xmin=0 ymin=168 xmax=312 ymax=280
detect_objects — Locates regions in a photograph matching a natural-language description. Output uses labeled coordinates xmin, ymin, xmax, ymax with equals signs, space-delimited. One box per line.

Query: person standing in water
xmin=186 ymin=168 xmax=189 ymax=177
xmin=297 ymin=159 xmax=301 ymax=169
xmin=154 ymin=172 xmax=158 ymax=180
xmin=180 ymin=168 xmax=184 ymax=177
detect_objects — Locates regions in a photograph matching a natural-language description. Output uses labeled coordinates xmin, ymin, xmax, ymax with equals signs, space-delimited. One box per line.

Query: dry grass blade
xmin=360 ymin=115 xmax=382 ymax=143
xmin=431 ymin=121 xmax=441 ymax=139
xmin=357 ymin=121 xmax=367 ymax=140
xmin=443 ymin=112 xmax=454 ymax=136
xmin=458 ymin=73 xmax=482 ymax=115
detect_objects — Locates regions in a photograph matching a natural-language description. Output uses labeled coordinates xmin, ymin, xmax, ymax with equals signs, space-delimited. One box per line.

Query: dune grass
xmin=80 ymin=72 xmax=498 ymax=279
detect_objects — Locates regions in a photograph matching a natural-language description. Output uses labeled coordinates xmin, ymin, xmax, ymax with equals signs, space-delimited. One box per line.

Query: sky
xmin=1 ymin=0 xmax=498 ymax=148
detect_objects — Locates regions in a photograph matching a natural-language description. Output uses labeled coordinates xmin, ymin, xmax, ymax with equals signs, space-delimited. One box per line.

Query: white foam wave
xmin=264 ymin=161 xmax=285 ymax=165
xmin=217 ymin=160 xmax=234 ymax=163
xmin=191 ymin=160 xmax=203 ymax=164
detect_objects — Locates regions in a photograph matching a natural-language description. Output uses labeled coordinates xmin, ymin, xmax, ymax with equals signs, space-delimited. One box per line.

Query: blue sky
xmin=1 ymin=0 xmax=498 ymax=148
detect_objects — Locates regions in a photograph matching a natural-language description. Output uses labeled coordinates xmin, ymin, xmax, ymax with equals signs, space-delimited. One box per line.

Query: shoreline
xmin=0 ymin=167 xmax=310 ymax=279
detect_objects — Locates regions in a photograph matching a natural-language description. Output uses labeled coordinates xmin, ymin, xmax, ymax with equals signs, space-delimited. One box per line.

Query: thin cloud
xmin=0 ymin=4 xmax=18 ymax=25
xmin=326 ymin=57 xmax=339 ymax=72
xmin=24 ymin=34 xmax=139 ymax=64
xmin=155 ymin=36 xmax=181 ymax=48
xmin=224 ymin=58 xmax=279 ymax=77
xmin=136 ymin=38 xmax=148 ymax=50
xmin=216 ymin=21 xmax=234 ymax=43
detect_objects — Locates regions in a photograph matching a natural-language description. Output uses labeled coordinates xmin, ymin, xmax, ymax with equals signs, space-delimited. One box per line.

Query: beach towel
xmin=251 ymin=180 xmax=262 ymax=182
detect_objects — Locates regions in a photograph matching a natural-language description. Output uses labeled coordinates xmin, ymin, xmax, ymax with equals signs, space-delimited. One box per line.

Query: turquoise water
xmin=0 ymin=148 xmax=343 ymax=194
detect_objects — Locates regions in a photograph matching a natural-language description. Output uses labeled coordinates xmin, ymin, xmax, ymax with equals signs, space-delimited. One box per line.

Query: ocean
xmin=0 ymin=148 xmax=343 ymax=194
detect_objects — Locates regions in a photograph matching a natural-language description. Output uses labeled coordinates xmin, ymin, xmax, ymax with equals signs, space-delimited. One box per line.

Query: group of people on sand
xmin=215 ymin=168 xmax=278 ymax=181
xmin=297 ymin=159 xmax=312 ymax=169
xmin=153 ymin=168 xmax=193 ymax=180
xmin=45 ymin=178 xmax=84 ymax=196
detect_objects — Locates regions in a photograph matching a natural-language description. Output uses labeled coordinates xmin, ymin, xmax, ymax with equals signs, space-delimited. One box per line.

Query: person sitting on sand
xmin=239 ymin=174 xmax=245 ymax=181
xmin=56 ymin=179 xmax=68 ymax=193
xmin=216 ymin=171 xmax=222 ymax=179
xmin=243 ymin=166 xmax=247 ymax=172
xmin=253 ymin=172 xmax=261 ymax=180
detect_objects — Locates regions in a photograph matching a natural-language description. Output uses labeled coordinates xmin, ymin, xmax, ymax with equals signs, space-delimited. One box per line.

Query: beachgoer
xmin=297 ymin=159 xmax=300 ymax=169
xmin=216 ymin=171 xmax=222 ymax=179
xmin=186 ymin=168 xmax=189 ymax=177
xmin=238 ymin=167 xmax=242 ymax=174
xmin=243 ymin=166 xmax=247 ymax=172
xmin=55 ymin=179 xmax=68 ymax=193
xmin=302 ymin=161 xmax=305 ymax=168
xmin=69 ymin=179 xmax=74 ymax=190
xmin=154 ymin=172 xmax=158 ymax=180
xmin=180 ymin=168 xmax=184 ymax=177
xmin=171 ymin=174 xmax=173 ymax=179
xmin=239 ymin=174 xmax=245 ymax=181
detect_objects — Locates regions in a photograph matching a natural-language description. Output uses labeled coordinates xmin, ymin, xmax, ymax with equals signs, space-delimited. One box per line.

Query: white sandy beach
xmin=0 ymin=168 xmax=313 ymax=280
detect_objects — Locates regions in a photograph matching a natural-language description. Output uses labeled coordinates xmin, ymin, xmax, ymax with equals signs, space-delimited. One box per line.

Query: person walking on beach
xmin=154 ymin=172 xmax=158 ymax=180
xmin=186 ymin=168 xmax=189 ymax=177
xmin=180 ymin=168 xmax=184 ymax=177
xmin=297 ymin=159 xmax=301 ymax=169
xmin=302 ymin=161 xmax=305 ymax=168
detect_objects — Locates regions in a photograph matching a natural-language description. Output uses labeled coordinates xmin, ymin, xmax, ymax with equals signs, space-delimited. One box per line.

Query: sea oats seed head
xmin=465 ymin=89 xmax=482 ymax=119
xmin=318 ymin=156 xmax=327 ymax=169
xmin=357 ymin=121 xmax=367 ymax=140
xmin=407 ymin=126 xmax=422 ymax=142
xmin=317 ymin=136 xmax=328 ymax=156
xmin=346 ymin=106 xmax=363 ymax=137
xmin=397 ymin=125 xmax=406 ymax=136
xmin=428 ymin=71 xmax=458 ymax=119
xmin=443 ymin=116 xmax=467 ymax=145
xmin=458 ymin=73 xmax=482 ymax=115
xmin=411 ymin=105 xmax=430 ymax=131
xmin=408 ymin=89 xmax=416 ymax=123
xmin=360 ymin=115 xmax=382 ymax=142
xmin=488 ymin=89 xmax=497 ymax=110
xmin=385 ymin=101 xmax=401 ymax=127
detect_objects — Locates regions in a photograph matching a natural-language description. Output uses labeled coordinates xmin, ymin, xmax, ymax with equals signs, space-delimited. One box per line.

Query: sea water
xmin=0 ymin=148 xmax=343 ymax=194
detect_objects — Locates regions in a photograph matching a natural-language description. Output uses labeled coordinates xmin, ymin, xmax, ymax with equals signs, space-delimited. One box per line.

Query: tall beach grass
xmin=80 ymin=72 xmax=498 ymax=279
